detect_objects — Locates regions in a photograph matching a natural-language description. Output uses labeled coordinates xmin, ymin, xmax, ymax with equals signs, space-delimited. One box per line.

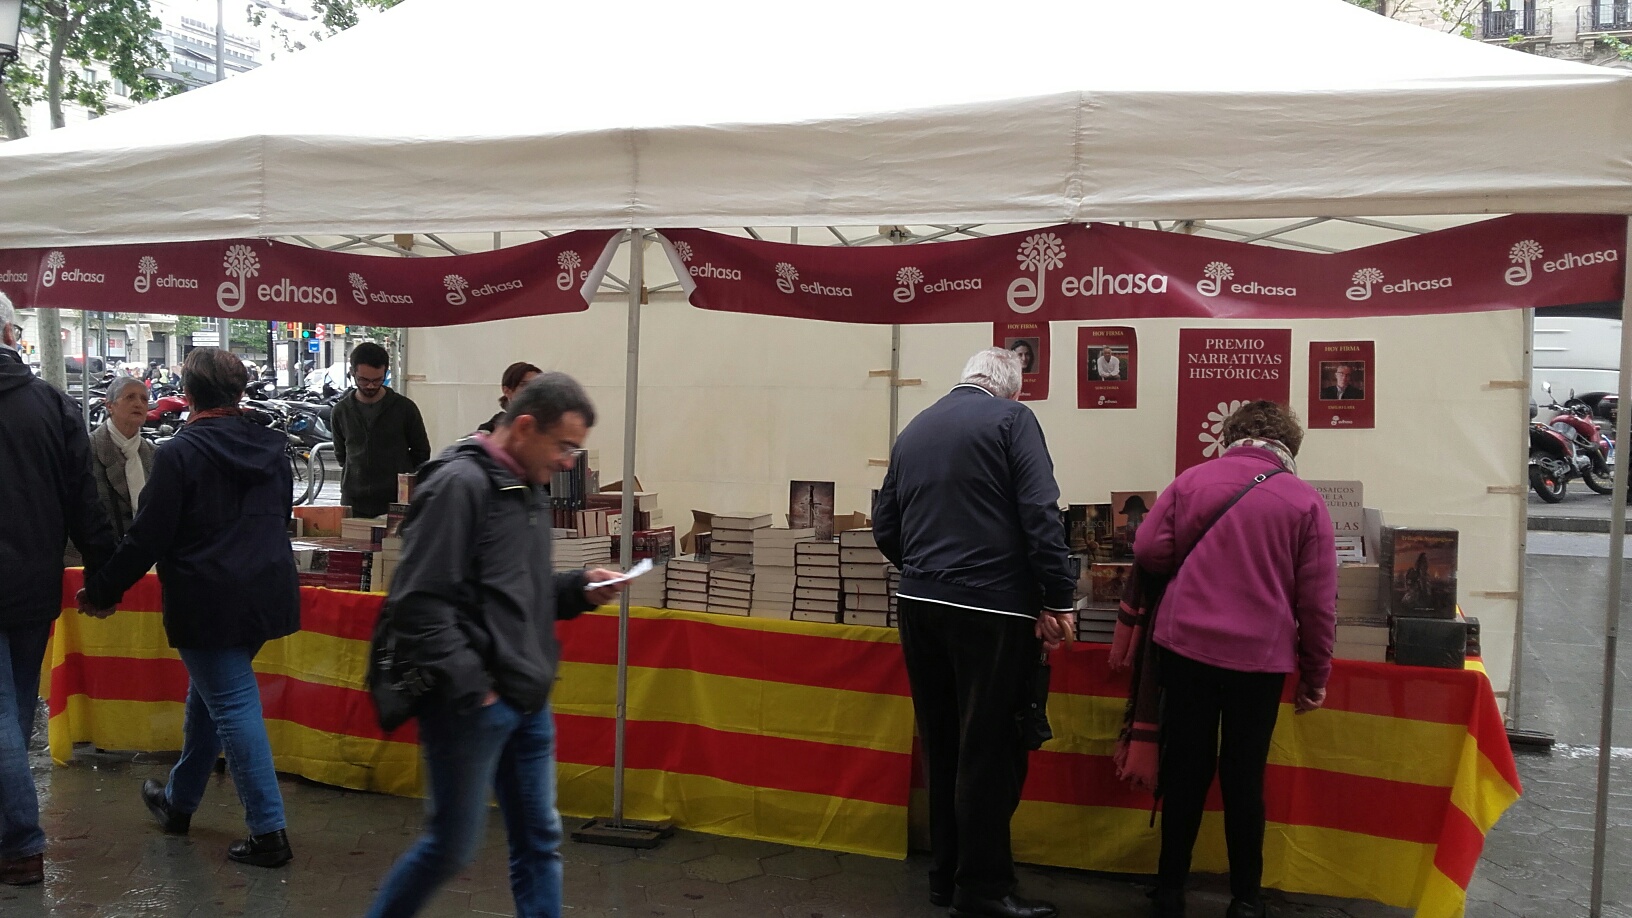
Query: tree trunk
xmin=0 ymin=85 xmax=25 ymax=141
xmin=47 ymin=14 xmax=67 ymax=129
xmin=39 ymin=308 xmax=65 ymax=391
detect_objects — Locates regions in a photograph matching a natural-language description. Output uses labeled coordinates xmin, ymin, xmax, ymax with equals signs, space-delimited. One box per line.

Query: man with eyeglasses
xmin=331 ymin=342 xmax=431 ymax=518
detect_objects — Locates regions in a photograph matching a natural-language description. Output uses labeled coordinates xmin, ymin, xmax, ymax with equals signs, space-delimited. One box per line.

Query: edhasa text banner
xmin=659 ymin=214 xmax=1624 ymax=323
xmin=0 ymin=231 xmax=622 ymax=327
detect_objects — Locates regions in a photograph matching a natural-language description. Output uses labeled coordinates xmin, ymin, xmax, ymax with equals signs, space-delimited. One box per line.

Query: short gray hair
xmin=0 ymin=292 xmax=13 ymax=342
xmin=960 ymin=347 xmax=1024 ymax=399
xmin=106 ymin=375 xmax=147 ymax=406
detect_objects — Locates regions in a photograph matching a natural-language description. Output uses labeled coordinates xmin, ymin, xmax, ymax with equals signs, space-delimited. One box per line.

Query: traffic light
xmin=287 ymin=322 xmax=305 ymax=339
xmin=332 ymin=324 xmax=348 ymax=336
xmin=315 ymin=324 xmax=328 ymax=341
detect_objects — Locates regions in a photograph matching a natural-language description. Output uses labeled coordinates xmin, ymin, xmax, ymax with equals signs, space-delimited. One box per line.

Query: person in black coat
xmin=0 ymin=299 xmax=115 ymax=887
xmin=79 ymin=347 xmax=300 ymax=870
xmin=872 ymin=347 xmax=1076 ymax=918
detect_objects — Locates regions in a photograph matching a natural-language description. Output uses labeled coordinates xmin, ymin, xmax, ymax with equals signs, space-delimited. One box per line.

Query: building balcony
xmin=1580 ymin=3 xmax=1632 ymax=34
xmin=1476 ymin=7 xmax=1552 ymax=41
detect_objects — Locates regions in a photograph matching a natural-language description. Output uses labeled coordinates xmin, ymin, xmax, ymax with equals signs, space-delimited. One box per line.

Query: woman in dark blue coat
xmin=80 ymin=347 xmax=300 ymax=868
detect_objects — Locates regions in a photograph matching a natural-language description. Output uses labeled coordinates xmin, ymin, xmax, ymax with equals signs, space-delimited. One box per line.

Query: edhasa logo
xmin=350 ymin=272 xmax=414 ymax=306
xmin=894 ymin=266 xmax=981 ymax=303
xmin=1195 ymin=261 xmax=1294 ymax=299
xmin=134 ymin=256 xmax=198 ymax=294
xmin=556 ymin=251 xmax=582 ymax=291
xmin=217 ymin=245 xmax=338 ymax=313
xmin=443 ymin=273 xmax=522 ymax=306
xmin=1503 ymin=238 xmax=1616 ymax=287
xmin=773 ymin=261 xmax=851 ymax=297
xmin=1006 ymin=232 xmax=1168 ymax=314
xmin=1344 ymin=267 xmax=1451 ymax=302
xmin=673 ymin=239 xmax=740 ymax=281
xmin=40 ymin=251 xmax=105 ymax=288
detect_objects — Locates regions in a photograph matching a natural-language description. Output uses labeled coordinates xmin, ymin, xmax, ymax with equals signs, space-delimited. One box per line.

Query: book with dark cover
xmin=1378 ymin=527 xmax=1458 ymax=620
xmin=1089 ymin=562 xmax=1133 ymax=605
xmin=1110 ymin=492 xmax=1157 ymax=559
xmin=1391 ymin=616 xmax=1467 ymax=668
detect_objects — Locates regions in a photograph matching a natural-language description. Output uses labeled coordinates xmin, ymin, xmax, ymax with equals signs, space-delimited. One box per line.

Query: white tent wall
xmin=408 ymin=272 xmax=1526 ymax=699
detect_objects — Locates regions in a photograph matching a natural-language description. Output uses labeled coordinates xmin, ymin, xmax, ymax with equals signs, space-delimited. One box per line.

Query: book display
xmin=793 ymin=540 xmax=842 ymax=622
xmin=838 ymin=529 xmax=897 ymax=627
xmin=707 ymin=565 xmax=755 ymax=616
xmin=750 ymin=528 xmax=812 ymax=618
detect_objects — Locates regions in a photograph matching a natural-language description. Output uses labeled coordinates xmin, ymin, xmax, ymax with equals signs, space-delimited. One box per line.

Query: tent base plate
xmin=572 ymin=818 xmax=673 ymax=848
xmin=1507 ymin=728 xmax=1555 ymax=750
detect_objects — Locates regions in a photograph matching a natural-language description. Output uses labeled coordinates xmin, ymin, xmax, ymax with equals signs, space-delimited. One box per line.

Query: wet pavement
xmin=6 ymin=528 xmax=1631 ymax=917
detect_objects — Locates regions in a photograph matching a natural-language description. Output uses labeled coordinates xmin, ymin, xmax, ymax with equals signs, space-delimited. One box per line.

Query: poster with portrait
xmin=1077 ymin=326 xmax=1137 ymax=409
xmin=1309 ymin=341 xmax=1375 ymax=429
xmin=1175 ymin=329 xmax=1292 ymax=476
xmin=993 ymin=322 xmax=1049 ymax=401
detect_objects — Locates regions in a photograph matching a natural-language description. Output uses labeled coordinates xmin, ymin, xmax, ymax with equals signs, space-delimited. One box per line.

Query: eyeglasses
xmin=354 ymin=373 xmax=385 ymax=386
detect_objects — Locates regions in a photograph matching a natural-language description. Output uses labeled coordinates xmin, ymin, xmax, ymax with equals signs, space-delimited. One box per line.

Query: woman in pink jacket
xmin=1133 ymin=401 xmax=1336 ymax=918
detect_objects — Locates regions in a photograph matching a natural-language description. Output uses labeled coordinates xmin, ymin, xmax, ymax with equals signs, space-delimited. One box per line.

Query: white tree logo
xmin=444 ymin=274 xmax=469 ymax=306
xmin=556 ymin=250 xmax=583 ymax=291
xmin=41 ymin=251 xmax=65 ymax=287
xmin=1007 ymin=232 xmax=1066 ymax=314
xmin=894 ymin=266 xmax=925 ymax=304
xmin=673 ymin=241 xmax=693 ymax=263
xmin=1198 ymin=399 xmax=1248 ymax=457
xmin=1196 ymin=261 xmax=1234 ymax=298
xmin=1506 ymin=239 xmax=1544 ymax=287
xmin=216 ymin=245 xmax=260 ymax=313
xmin=134 ymin=255 xmax=159 ymax=294
xmin=775 ymin=261 xmax=800 ymax=295
xmin=1345 ymin=267 xmax=1385 ymax=302
xmin=349 ymin=272 xmax=369 ymax=305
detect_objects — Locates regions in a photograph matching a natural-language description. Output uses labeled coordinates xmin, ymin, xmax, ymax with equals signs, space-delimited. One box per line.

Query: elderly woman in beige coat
xmin=91 ymin=376 xmax=155 ymax=540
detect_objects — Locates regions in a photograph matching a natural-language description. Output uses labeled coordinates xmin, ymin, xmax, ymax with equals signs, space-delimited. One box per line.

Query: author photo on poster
xmin=1319 ymin=362 xmax=1366 ymax=400
xmin=1090 ymin=346 xmax=1128 ymax=381
xmin=1005 ymin=337 xmax=1039 ymax=374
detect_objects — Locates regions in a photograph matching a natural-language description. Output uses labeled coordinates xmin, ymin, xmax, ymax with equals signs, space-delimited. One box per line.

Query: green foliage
xmin=1601 ymin=34 xmax=1632 ymax=60
xmin=246 ymin=0 xmax=405 ymax=55
xmin=18 ymin=1 xmax=178 ymax=118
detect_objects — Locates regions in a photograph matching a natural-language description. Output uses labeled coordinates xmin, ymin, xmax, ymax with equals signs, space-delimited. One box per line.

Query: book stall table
xmin=47 ymin=573 xmax=1517 ymax=916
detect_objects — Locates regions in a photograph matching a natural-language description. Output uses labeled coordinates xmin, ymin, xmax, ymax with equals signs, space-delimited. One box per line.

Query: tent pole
xmin=889 ymin=324 xmax=901 ymax=447
xmin=1589 ymin=216 xmax=1632 ymax=918
xmin=79 ymin=310 xmax=88 ymax=429
xmin=572 ymin=229 xmax=669 ymax=849
xmin=1509 ymin=307 xmax=1534 ymax=729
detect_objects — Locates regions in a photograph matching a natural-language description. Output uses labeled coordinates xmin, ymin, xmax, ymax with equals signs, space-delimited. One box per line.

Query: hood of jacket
xmin=422 ymin=437 xmax=527 ymax=491
xmin=174 ymin=415 xmax=288 ymax=486
xmin=0 ymin=347 xmax=34 ymax=393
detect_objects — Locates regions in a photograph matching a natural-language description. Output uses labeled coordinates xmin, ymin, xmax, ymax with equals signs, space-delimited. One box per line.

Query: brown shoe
xmin=0 ymin=853 xmax=43 ymax=886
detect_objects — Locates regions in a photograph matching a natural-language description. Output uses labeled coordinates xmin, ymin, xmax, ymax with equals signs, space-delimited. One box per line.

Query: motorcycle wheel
xmin=1584 ymin=465 xmax=1616 ymax=495
xmin=1531 ymin=464 xmax=1567 ymax=503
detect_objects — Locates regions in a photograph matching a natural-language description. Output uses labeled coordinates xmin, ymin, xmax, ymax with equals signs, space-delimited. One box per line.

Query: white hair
xmin=106 ymin=375 xmax=148 ymax=406
xmin=0 ymin=292 xmax=13 ymax=345
xmin=960 ymin=347 xmax=1024 ymax=399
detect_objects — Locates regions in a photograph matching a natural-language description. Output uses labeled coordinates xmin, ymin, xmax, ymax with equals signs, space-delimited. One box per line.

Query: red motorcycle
xmin=1529 ymin=382 xmax=1615 ymax=502
xmin=145 ymin=388 xmax=188 ymax=438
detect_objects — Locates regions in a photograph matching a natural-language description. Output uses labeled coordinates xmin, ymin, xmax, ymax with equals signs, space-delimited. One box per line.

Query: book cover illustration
xmin=789 ymin=480 xmax=836 ymax=541
xmin=1379 ymin=527 xmax=1458 ymax=619
xmin=1109 ymin=491 xmax=1157 ymax=559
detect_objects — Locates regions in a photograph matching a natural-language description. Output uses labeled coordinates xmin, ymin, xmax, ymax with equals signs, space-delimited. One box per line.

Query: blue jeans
xmin=367 ymin=700 xmax=564 ymax=918
xmin=167 ymin=644 xmax=286 ymax=837
xmin=0 ymin=623 xmax=51 ymax=860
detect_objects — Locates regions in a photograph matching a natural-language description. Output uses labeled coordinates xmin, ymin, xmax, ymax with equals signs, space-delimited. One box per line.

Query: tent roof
xmin=2 ymin=0 xmax=1630 ymax=248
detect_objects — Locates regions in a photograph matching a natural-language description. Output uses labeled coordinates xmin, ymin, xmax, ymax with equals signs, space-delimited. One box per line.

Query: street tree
xmin=0 ymin=1 xmax=174 ymax=391
xmin=247 ymin=0 xmax=404 ymax=55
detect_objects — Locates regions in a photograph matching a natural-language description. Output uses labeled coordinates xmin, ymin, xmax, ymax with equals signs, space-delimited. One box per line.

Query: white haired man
xmin=0 ymin=292 xmax=115 ymax=885
xmin=872 ymin=347 xmax=1077 ymax=918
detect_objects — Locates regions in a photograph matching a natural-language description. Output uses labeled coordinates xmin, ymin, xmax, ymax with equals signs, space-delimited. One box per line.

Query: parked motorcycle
xmin=1529 ymin=382 xmax=1616 ymax=502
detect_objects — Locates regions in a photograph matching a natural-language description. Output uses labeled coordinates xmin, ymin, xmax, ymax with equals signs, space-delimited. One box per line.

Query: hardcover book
xmin=789 ymin=481 xmax=837 ymax=541
xmin=1109 ymin=492 xmax=1157 ymax=559
xmin=1378 ymin=527 xmax=1458 ymax=620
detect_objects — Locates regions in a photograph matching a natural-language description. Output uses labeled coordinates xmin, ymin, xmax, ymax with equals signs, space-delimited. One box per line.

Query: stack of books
xmin=628 ymin=562 xmax=666 ymax=608
xmin=1333 ymin=563 xmax=1385 ymax=661
xmin=378 ymin=535 xmax=403 ymax=594
xmin=750 ymin=528 xmax=813 ymax=619
xmin=709 ymin=512 xmax=772 ymax=560
xmin=839 ymin=529 xmax=893 ymax=626
xmin=1077 ymin=561 xmax=1131 ymax=643
xmin=707 ymin=566 xmax=754 ymax=616
xmin=666 ymin=554 xmax=728 ymax=612
xmin=553 ymin=535 xmax=612 ymax=573
xmin=340 ymin=515 xmax=387 ymax=546
xmin=793 ymin=540 xmax=841 ymax=622
xmin=292 ymin=541 xmax=377 ymax=592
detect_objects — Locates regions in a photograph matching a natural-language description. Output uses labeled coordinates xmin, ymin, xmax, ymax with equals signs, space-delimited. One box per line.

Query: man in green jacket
xmin=331 ymin=342 xmax=431 ymax=518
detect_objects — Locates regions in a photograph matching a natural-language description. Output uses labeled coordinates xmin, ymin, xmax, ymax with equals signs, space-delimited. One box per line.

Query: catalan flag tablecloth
xmin=47 ymin=572 xmax=1518 ymax=914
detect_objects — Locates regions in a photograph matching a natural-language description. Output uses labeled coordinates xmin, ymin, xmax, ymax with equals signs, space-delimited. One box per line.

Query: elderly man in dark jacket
xmin=0 ymin=296 xmax=115 ymax=886
xmin=366 ymin=372 xmax=624 ymax=918
xmin=80 ymin=347 xmax=300 ymax=870
xmin=873 ymin=347 xmax=1077 ymax=918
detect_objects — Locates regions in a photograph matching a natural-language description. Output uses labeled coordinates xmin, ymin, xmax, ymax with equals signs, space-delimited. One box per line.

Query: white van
xmin=1533 ymin=314 xmax=1620 ymax=407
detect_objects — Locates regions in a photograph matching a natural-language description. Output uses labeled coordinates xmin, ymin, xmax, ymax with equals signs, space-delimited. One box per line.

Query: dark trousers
xmin=1155 ymin=649 xmax=1286 ymax=902
xmin=899 ymin=597 xmax=1041 ymax=900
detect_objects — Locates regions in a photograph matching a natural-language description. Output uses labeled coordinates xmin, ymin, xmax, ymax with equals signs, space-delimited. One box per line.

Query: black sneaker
xmin=140 ymin=779 xmax=189 ymax=835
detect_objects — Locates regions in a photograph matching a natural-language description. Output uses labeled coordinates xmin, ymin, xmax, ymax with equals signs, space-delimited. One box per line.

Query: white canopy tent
xmin=4 ymin=0 xmax=1631 ymax=910
xmin=0 ymin=0 xmax=1630 ymax=242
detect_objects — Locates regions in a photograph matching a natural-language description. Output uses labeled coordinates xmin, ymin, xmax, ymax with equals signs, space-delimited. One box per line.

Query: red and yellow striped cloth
xmin=47 ymin=572 xmax=1519 ymax=915
xmin=1013 ymin=644 xmax=1520 ymax=918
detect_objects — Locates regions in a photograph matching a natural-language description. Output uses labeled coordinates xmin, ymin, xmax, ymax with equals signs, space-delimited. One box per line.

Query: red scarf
xmin=186 ymin=406 xmax=242 ymax=425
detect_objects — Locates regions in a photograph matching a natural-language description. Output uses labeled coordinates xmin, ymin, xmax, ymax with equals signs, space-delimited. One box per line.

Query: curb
xmin=1527 ymin=516 xmax=1632 ymax=534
